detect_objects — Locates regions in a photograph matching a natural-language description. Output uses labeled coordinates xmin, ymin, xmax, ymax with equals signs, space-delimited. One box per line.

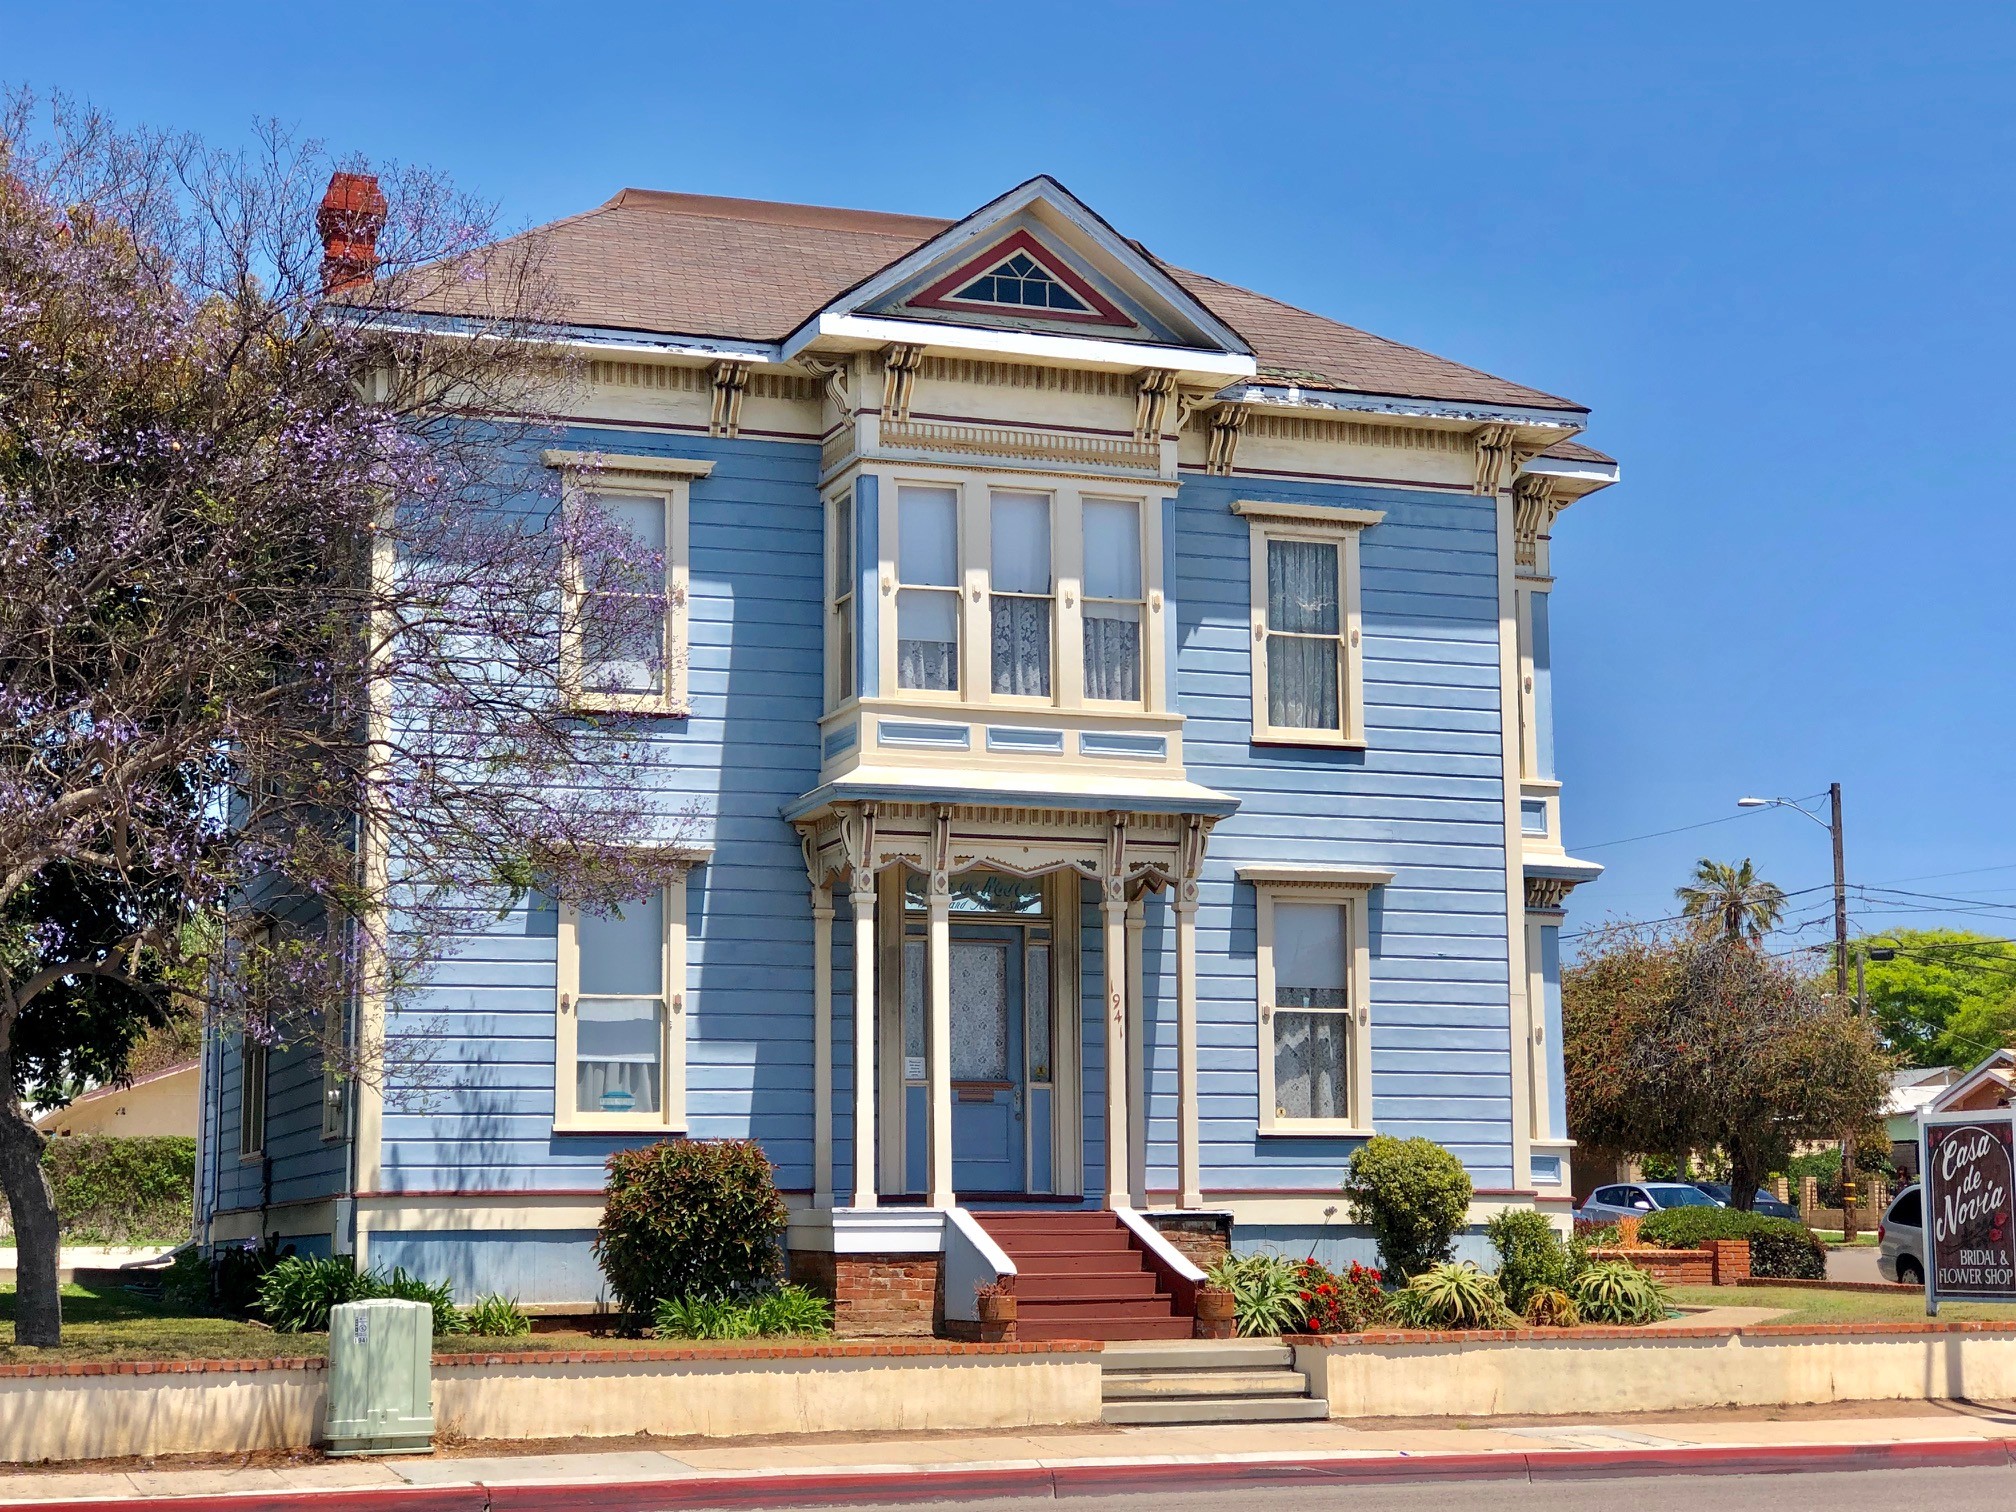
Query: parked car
xmin=1878 ymin=1184 xmax=1925 ymax=1286
xmin=1691 ymin=1182 xmax=1802 ymax=1221
xmin=1577 ymin=1182 xmax=1725 ymax=1224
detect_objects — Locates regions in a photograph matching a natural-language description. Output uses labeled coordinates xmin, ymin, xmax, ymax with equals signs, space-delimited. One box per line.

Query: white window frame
xmin=553 ymin=873 xmax=691 ymax=1135
xmin=872 ymin=464 xmax=1171 ymax=716
xmin=239 ymin=1034 xmax=269 ymax=1160
xmin=893 ymin=482 xmax=964 ymax=696
xmin=1240 ymin=864 xmax=1389 ymax=1137
xmin=827 ymin=488 xmax=857 ymax=709
xmin=1079 ymin=493 xmax=1148 ymax=708
xmin=1234 ymin=500 xmax=1383 ymax=748
xmin=544 ymin=449 xmax=711 ymax=718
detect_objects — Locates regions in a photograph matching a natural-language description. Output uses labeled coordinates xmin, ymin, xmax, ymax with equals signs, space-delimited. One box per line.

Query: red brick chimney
xmin=317 ymin=171 xmax=388 ymax=295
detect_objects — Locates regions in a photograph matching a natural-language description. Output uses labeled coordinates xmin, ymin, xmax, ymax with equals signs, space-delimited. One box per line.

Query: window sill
xmin=552 ymin=1117 xmax=686 ymax=1136
xmin=1251 ymin=732 xmax=1368 ymax=751
xmin=238 ymin=1152 xmax=265 ymax=1164
xmin=568 ymin=696 xmax=691 ymax=719
xmin=1257 ymin=1122 xmax=1375 ymax=1140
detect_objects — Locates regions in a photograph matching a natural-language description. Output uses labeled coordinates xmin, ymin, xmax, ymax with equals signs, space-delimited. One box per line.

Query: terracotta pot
xmin=977 ymin=1292 xmax=1016 ymax=1342
xmin=1194 ymin=1285 xmax=1236 ymax=1340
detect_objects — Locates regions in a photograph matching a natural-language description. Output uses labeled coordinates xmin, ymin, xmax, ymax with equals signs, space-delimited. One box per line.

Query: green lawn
xmin=1810 ymin=1232 xmax=1880 ymax=1247
xmin=1669 ymin=1284 xmax=2014 ymax=1326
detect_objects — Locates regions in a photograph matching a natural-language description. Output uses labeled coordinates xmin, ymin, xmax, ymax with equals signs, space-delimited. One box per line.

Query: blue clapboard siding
xmin=377 ymin=430 xmax=827 ymax=1199
xmin=1140 ymin=473 xmax=1515 ymax=1195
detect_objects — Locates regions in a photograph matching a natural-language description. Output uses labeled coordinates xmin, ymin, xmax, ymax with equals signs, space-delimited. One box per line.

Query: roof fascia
xmin=787 ymin=312 xmax=1255 ymax=382
xmin=788 ymin=175 xmax=1253 ymax=358
xmin=1521 ymin=456 xmax=1621 ymax=497
xmin=336 ymin=308 xmax=784 ymax=363
xmin=1231 ymin=382 xmax=1587 ymax=429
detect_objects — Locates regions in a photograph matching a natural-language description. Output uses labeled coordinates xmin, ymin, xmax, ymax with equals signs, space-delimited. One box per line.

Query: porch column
xmin=1103 ymin=890 xmax=1131 ymax=1209
xmin=1126 ymin=896 xmax=1147 ymax=1209
xmin=849 ymin=869 xmax=878 ymax=1209
xmin=1175 ymin=890 xmax=1202 ymax=1209
xmin=811 ymin=881 xmax=834 ymax=1208
xmin=927 ymin=881 xmax=954 ymax=1209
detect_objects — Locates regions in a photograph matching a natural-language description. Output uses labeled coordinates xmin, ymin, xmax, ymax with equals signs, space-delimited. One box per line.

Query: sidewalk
xmin=3 ymin=1399 xmax=2015 ymax=1508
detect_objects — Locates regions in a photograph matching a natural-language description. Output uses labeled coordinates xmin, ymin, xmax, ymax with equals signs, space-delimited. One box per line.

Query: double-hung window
xmin=547 ymin=449 xmax=707 ymax=716
xmin=990 ymin=490 xmax=1053 ymax=697
xmin=1234 ymin=500 xmax=1382 ymax=745
xmin=1244 ymin=866 xmax=1384 ymax=1136
xmin=896 ymin=485 xmax=960 ymax=692
xmin=830 ymin=491 xmax=857 ymax=703
xmin=1082 ymin=497 xmax=1143 ymax=703
xmin=239 ymin=1035 xmax=268 ymax=1160
xmin=555 ymin=878 xmax=690 ymax=1132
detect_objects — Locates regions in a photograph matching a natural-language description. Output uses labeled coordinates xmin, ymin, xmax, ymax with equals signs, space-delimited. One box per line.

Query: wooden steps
xmin=975 ymin=1210 xmax=1194 ymax=1343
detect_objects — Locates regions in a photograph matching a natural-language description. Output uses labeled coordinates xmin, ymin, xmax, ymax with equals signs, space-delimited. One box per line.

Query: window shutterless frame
xmin=828 ymin=489 xmax=857 ymax=707
xmin=1233 ymin=500 xmax=1383 ymax=747
xmin=544 ymin=450 xmax=712 ymax=717
xmin=238 ymin=1035 xmax=268 ymax=1160
xmin=1242 ymin=865 xmax=1387 ymax=1137
xmin=553 ymin=875 xmax=690 ymax=1134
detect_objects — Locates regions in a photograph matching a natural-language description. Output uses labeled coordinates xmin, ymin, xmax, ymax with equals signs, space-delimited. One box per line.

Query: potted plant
xmin=975 ymin=1278 xmax=1016 ymax=1342
xmin=1194 ymin=1282 xmax=1237 ymax=1339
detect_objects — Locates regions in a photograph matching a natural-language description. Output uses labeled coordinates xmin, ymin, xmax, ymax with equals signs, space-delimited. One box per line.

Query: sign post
xmin=1920 ymin=1109 xmax=2016 ymax=1318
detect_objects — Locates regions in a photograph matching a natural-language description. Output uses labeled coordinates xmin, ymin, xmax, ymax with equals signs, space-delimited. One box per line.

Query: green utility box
xmin=324 ymin=1298 xmax=434 ymax=1456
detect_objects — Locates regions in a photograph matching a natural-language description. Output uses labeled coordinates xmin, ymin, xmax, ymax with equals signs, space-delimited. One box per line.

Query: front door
xmin=949 ymin=926 xmax=1025 ymax=1194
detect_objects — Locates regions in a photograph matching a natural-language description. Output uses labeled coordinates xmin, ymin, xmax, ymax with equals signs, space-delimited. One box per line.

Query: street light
xmin=1739 ymin=785 xmax=1857 ymax=1234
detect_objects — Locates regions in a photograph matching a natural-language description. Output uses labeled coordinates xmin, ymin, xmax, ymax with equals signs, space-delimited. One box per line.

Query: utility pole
xmin=1832 ymin=782 xmax=1859 ymax=1241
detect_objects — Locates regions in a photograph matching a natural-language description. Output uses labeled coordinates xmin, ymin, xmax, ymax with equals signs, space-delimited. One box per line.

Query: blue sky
xmin=8 ymin=1 xmax=2013 ymax=955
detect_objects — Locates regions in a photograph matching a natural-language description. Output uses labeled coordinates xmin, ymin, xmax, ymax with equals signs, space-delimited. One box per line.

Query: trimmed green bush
xmin=41 ymin=1135 xmax=194 ymax=1244
xmin=1571 ymin=1260 xmax=1668 ymax=1325
xmin=1635 ymin=1206 xmax=1825 ymax=1280
xmin=594 ymin=1138 xmax=788 ymax=1321
xmin=1486 ymin=1210 xmax=1572 ymax=1312
xmin=1343 ymin=1135 xmax=1473 ymax=1281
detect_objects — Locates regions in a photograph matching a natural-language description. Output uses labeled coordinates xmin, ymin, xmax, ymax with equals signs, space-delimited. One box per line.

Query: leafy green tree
xmin=1855 ymin=930 xmax=2016 ymax=1068
xmin=1677 ymin=858 xmax=1787 ymax=942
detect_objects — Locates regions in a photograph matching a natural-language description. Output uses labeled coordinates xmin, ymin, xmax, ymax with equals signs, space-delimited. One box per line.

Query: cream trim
xmin=1251 ymin=881 xmax=1377 ymax=1137
xmin=552 ymin=465 xmax=694 ymax=717
xmin=553 ymin=875 xmax=690 ymax=1135
xmin=1236 ymin=864 xmax=1394 ymax=889
xmin=1240 ymin=512 xmax=1369 ymax=748
xmin=1496 ymin=491 xmax=1535 ymax=1189
xmin=541 ymin=449 xmax=718 ymax=479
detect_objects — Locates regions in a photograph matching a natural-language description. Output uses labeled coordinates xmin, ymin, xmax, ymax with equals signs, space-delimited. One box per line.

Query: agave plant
xmin=1522 ymin=1286 xmax=1581 ymax=1329
xmin=1205 ymin=1252 xmax=1309 ymax=1337
xmin=1570 ymin=1261 xmax=1669 ymax=1325
xmin=1392 ymin=1262 xmax=1518 ymax=1329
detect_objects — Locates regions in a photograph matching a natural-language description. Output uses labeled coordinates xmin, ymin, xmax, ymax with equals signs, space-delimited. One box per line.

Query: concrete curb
xmin=7 ymin=1437 xmax=2016 ymax=1510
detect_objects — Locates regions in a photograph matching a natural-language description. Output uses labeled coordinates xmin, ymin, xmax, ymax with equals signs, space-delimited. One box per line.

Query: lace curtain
xmin=1267 ymin=538 xmax=1340 ymax=729
xmin=1273 ymin=1010 xmax=1348 ymax=1120
xmin=1083 ymin=610 xmax=1141 ymax=701
xmin=990 ymin=596 xmax=1052 ymax=695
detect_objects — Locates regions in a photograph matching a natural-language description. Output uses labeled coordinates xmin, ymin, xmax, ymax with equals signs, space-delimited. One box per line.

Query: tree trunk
xmin=0 ymin=1081 xmax=62 ymax=1347
xmin=1727 ymin=1145 xmax=1760 ymax=1213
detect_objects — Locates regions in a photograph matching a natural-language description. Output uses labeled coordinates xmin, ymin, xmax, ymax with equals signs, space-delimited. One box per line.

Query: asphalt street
xmin=825 ymin=1464 xmax=2016 ymax=1512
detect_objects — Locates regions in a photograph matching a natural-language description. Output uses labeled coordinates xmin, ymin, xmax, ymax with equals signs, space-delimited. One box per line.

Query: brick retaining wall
xmin=789 ymin=1250 xmax=943 ymax=1337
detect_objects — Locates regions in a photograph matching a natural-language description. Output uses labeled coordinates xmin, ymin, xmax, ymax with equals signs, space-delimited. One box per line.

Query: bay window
xmin=1081 ymin=497 xmax=1143 ymax=703
xmin=1234 ymin=499 xmax=1382 ymax=746
xmin=830 ymin=490 xmax=856 ymax=703
xmin=896 ymin=485 xmax=960 ymax=692
xmin=989 ymin=489 xmax=1053 ymax=697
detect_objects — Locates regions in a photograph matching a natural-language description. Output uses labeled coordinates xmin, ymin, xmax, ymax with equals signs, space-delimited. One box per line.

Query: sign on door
xmin=1921 ymin=1110 xmax=2016 ymax=1312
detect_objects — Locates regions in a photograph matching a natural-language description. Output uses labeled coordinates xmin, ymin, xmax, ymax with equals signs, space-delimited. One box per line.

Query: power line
xmin=1573 ymin=811 xmax=1767 ymax=853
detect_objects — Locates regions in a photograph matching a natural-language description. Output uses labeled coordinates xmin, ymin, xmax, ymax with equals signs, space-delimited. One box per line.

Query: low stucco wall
xmin=1294 ymin=1323 xmax=2016 ymax=1418
xmin=0 ymin=1344 xmax=1101 ymax=1464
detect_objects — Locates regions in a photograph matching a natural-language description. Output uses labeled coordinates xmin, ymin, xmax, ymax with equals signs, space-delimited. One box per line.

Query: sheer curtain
xmin=575 ymin=893 xmax=665 ymax=1115
xmin=990 ymin=491 xmax=1052 ymax=696
xmin=1266 ymin=538 xmax=1340 ymax=730
xmin=1082 ymin=498 xmax=1142 ymax=701
xmin=1272 ymin=900 xmax=1349 ymax=1120
xmin=581 ymin=493 xmax=669 ymax=695
xmin=897 ymin=486 xmax=960 ymax=691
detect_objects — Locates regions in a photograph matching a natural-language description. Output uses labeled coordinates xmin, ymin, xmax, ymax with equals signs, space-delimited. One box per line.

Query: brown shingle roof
xmin=415 ymin=188 xmax=1586 ymax=414
xmin=1536 ymin=438 xmax=1616 ymax=464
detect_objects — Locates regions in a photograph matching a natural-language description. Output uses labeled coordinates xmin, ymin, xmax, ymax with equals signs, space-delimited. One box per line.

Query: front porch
xmin=789 ymin=789 xmax=1233 ymax=1336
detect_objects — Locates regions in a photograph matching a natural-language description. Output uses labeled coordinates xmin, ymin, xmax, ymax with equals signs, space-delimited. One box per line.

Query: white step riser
xmin=1102 ymin=1398 xmax=1332 ymax=1426
xmin=1098 ymin=1343 xmax=1294 ymax=1372
xmin=1104 ymin=1371 xmax=1312 ymax=1400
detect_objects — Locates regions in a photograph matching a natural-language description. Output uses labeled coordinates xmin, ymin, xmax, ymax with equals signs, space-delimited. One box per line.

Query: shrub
xmin=1206 ymin=1252 xmax=1308 ymax=1337
xmin=463 ymin=1294 xmax=532 ymax=1337
xmin=1343 ymin=1136 xmax=1473 ymax=1281
xmin=1634 ymin=1207 xmax=1825 ymax=1280
xmin=1388 ymin=1262 xmax=1517 ymax=1330
xmin=1524 ymin=1286 xmax=1581 ymax=1328
xmin=1571 ymin=1260 xmax=1668 ymax=1325
xmin=1292 ymin=1259 xmax=1387 ymax=1334
xmin=257 ymin=1255 xmax=379 ymax=1333
xmin=652 ymin=1285 xmax=831 ymax=1340
xmin=750 ymin=1284 xmax=833 ymax=1337
xmin=1486 ymin=1210 xmax=1571 ymax=1312
xmin=595 ymin=1139 xmax=787 ymax=1321
xmin=41 ymin=1135 xmax=195 ymax=1244
xmin=380 ymin=1267 xmax=467 ymax=1336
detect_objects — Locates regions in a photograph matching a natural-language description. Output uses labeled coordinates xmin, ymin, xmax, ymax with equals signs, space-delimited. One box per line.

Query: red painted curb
xmin=6 ymin=1438 xmax=2015 ymax=1511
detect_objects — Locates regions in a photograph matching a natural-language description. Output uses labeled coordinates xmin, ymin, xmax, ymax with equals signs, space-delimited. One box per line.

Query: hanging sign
xmin=1921 ymin=1110 xmax=2016 ymax=1312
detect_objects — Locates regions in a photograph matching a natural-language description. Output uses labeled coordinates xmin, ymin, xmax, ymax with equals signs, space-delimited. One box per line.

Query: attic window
xmin=951 ymin=252 xmax=1092 ymax=313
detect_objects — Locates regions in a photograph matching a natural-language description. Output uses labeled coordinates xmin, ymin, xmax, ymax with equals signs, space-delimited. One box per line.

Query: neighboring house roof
xmin=34 ymin=1058 xmax=200 ymax=1133
xmin=395 ymin=185 xmax=1587 ymax=416
xmin=1929 ymin=1049 xmax=2016 ymax=1114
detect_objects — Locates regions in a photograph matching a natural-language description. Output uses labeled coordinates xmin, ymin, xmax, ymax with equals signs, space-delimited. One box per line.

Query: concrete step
xmin=1099 ymin=1341 xmax=1295 ymax=1371
xmin=1102 ymin=1368 xmax=1312 ymax=1400
xmin=1018 ymin=1317 xmax=1195 ymax=1342
xmin=1101 ymin=1396 xmax=1331 ymax=1426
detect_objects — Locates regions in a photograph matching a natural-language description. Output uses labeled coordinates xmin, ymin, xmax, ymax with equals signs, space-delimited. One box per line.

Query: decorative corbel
xmin=841 ymin=802 xmax=878 ymax=900
xmin=798 ymin=355 xmax=852 ymax=419
xmin=1524 ymin=875 xmax=1577 ymax=911
xmin=708 ymin=360 xmax=751 ymax=439
xmin=1177 ymin=813 xmax=1207 ymax=907
xmin=1103 ymin=811 xmax=1130 ymax=905
xmin=1133 ymin=368 xmax=1179 ymax=443
xmin=1205 ymin=403 xmax=1247 ymax=477
xmin=1472 ymin=423 xmax=1520 ymax=495
xmin=1512 ymin=474 xmax=1567 ymax=572
xmin=929 ymin=805 xmax=953 ymax=901
xmin=880 ymin=343 xmax=926 ymax=424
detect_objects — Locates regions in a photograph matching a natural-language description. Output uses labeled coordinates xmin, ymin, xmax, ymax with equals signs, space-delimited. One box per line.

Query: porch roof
xmin=781 ymin=766 xmax=1240 ymax=824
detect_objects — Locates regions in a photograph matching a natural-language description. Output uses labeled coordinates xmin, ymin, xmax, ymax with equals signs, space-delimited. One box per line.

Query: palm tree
xmin=1677 ymin=858 xmax=1787 ymax=943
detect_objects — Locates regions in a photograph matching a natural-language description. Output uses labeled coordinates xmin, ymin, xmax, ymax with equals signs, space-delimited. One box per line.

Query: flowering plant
xmin=1292 ymin=1258 xmax=1387 ymax=1334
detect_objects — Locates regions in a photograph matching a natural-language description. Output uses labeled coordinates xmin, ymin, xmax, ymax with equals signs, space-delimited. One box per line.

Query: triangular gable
xmin=800 ymin=176 xmax=1252 ymax=358
xmin=1931 ymin=1049 xmax=2016 ymax=1113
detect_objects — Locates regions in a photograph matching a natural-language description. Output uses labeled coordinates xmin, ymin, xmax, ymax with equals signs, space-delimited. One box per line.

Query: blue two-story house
xmin=196 ymin=175 xmax=1614 ymax=1338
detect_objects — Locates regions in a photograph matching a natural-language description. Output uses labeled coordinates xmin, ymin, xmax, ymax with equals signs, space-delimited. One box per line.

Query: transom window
xmin=952 ymin=252 xmax=1091 ymax=313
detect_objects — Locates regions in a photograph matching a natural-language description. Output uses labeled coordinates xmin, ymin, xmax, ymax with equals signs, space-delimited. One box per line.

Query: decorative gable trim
xmin=907 ymin=228 xmax=1133 ymax=328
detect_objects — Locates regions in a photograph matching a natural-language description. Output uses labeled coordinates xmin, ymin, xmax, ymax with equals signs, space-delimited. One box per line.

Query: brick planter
xmin=1589 ymin=1238 xmax=1751 ymax=1286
